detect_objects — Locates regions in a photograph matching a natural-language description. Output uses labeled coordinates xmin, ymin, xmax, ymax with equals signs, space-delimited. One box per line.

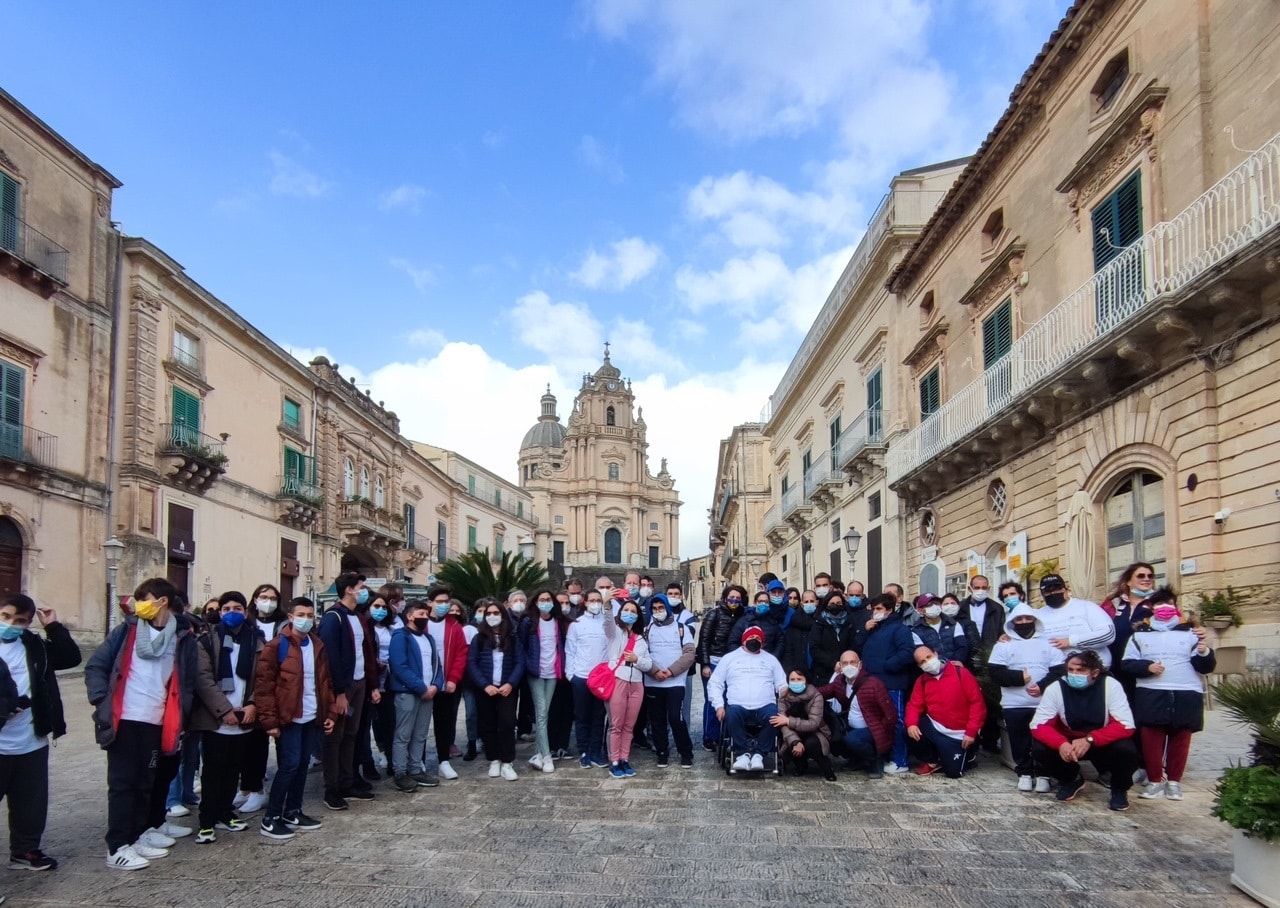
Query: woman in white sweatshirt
xmin=604 ymin=600 xmax=652 ymax=778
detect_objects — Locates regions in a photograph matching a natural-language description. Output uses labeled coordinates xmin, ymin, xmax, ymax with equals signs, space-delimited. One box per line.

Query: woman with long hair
xmin=450 ymin=599 xmax=481 ymax=760
xmin=231 ymin=583 xmax=284 ymax=817
xmin=368 ymin=591 xmax=403 ymax=772
xmin=524 ymin=589 xmax=565 ymax=773
xmin=466 ymin=600 xmax=526 ymax=780
xmin=604 ymin=599 xmax=653 ymax=778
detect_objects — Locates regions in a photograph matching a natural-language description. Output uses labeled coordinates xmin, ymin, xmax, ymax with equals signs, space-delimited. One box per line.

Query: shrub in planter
xmin=1214 ymin=765 xmax=1280 ymax=842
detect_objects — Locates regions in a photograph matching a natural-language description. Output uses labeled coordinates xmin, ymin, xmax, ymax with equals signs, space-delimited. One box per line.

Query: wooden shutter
xmin=172 ymin=387 xmax=201 ymax=434
xmin=0 ymin=362 xmax=24 ymax=459
xmin=866 ymin=369 xmax=882 ymax=411
xmin=920 ymin=367 xmax=941 ymax=418
xmin=1092 ymin=171 xmax=1142 ymax=270
xmin=0 ymin=173 xmax=18 ymax=252
xmin=983 ymin=299 xmax=1013 ymax=369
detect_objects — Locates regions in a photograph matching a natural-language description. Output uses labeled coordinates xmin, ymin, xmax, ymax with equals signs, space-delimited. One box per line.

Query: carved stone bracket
xmin=959 ymin=243 xmax=1026 ymax=314
xmin=903 ymin=318 xmax=950 ymax=378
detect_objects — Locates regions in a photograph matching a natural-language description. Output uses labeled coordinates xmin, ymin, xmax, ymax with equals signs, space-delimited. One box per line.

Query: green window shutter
xmin=0 ymin=173 xmax=18 ymax=252
xmin=283 ymin=399 xmax=301 ymax=431
xmin=467 ymin=525 xmax=477 ymax=552
xmin=1092 ymin=171 xmax=1142 ymax=271
xmin=920 ymin=367 xmax=941 ymax=418
xmin=982 ymin=300 xmax=1014 ymax=369
xmin=284 ymin=447 xmax=303 ymax=479
xmin=0 ymin=362 xmax=24 ymax=460
xmin=172 ymin=387 xmax=201 ymax=443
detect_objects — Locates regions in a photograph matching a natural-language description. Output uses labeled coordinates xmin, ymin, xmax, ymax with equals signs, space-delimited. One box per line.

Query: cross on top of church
xmin=603 ymin=341 xmax=611 ymax=361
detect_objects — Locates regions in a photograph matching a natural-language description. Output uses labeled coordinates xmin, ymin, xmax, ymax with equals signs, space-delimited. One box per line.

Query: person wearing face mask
xmin=1031 ymin=650 xmax=1138 ymax=810
xmin=770 ymin=669 xmax=836 ymax=782
xmin=1102 ymin=562 xmax=1158 ymax=705
xmin=232 ymin=584 xmax=284 ymax=816
xmin=565 ymin=579 xmax=585 ymax=615
xmin=546 ymin=594 xmax=576 ymax=761
xmin=1035 ymin=574 xmax=1116 ymax=668
xmin=467 ymin=604 xmax=527 ymax=781
xmin=503 ymin=589 xmax=539 ymax=744
xmin=728 ymin=583 xmax=787 ymax=657
xmin=85 ymin=578 xmax=200 ymax=871
xmin=523 ymin=589 xmax=566 ymax=773
xmin=387 ymin=602 xmax=444 ymax=792
xmin=909 ymin=595 xmax=971 ymax=667
xmin=189 ymin=591 xmax=265 ymax=844
xmin=449 ymin=601 xmax=481 ymax=761
xmin=696 ymin=586 xmax=747 ymax=752
xmin=664 ymin=582 xmax=699 ymax=733
xmin=778 ymin=587 xmax=816 ymax=677
xmin=987 ymin=605 xmax=1066 ymax=792
xmin=0 ymin=594 xmax=81 ymax=872
xmin=857 ymin=595 xmax=917 ymax=775
xmin=605 ymin=602 xmax=653 ymax=778
xmin=423 ymin=586 xmax=468 ymax=782
xmin=366 ymin=592 xmax=403 ymax=778
xmin=905 ymin=645 xmax=986 ymax=778
xmin=812 ymin=573 xmax=835 ymax=605
xmin=960 ymin=576 xmax=1005 ymax=655
xmin=255 ymin=597 xmax=338 ymax=840
xmin=817 ymin=651 xmax=897 ymax=779
xmin=807 ymin=589 xmax=858 ymax=682
xmin=565 ymin=590 xmax=612 ymax=769
xmin=316 ymin=571 xmax=381 ymax=811
xmin=1121 ymin=588 xmax=1214 ymax=802
xmin=708 ymin=627 xmax=787 ymax=773
xmin=641 ymin=594 xmax=696 ymax=769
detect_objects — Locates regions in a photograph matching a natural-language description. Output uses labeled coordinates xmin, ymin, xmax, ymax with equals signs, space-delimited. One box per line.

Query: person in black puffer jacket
xmin=778 ymin=590 xmax=816 ymax=677
xmin=809 ymin=590 xmax=859 ymax=681
xmin=728 ymin=585 xmax=787 ymax=657
xmin=696 ymin=585 xmax=747 ymax=749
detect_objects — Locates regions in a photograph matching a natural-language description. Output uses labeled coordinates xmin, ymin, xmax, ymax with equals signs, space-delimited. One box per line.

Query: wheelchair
xmin=716 ymin=710 xmax=780 ymax=776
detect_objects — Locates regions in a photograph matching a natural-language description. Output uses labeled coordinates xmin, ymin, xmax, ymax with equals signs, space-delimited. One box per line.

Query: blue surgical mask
xmin=370 ymin=607 xmax=388 ymax=622
xmin=788 ymin=681 xmax=807 ymax=694
xmin=802 ymin=603 xmax=817 ymax=615
xmin=847 ymin=595 xmax=863 ymax=608
xmin=537 ymin=601 xmax=554 ymax=614
xmin=620 ymin=612 xmax=637 ymax=626
xmin=219 ymin=611 xmax=246 ymax=630
xmin=755 ymin=603 xmax=770 ymax=615
xmin=769 ymin=595 xmax=785 ymax=606
xmin=1003 ymin=596 xmax=1022 ymax=610
xmin=355 ymin=588 xmax=370 ymax=606
xmin=1130 ymin=587 xmax=1154 ymax=599
xmin=291 ymin=616 xmax=314 ymax=634
xmin=1064 ymin=673 xmax=1090 ymax=690
xmin=0 ymin=623 xmax=23 ymax=642
xmin=434 ymin=603 xmax=450 ymax=617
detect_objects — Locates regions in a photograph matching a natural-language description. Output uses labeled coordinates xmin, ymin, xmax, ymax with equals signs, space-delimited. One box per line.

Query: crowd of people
xmin=0 ymin=559 xmax=1216 ymax=876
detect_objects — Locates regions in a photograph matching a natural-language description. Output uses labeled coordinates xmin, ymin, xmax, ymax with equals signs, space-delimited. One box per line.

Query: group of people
xmin=0 ymin=560 xmax=1216 ymax=878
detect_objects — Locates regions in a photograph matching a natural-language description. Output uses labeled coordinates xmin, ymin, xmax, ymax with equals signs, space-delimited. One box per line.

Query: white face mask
xmin=639 ymin=586 xmax=654 ymax=598
xmin=485 ymin=614 xmax=502 ymax=628
xmin=651 ymin=608 xmax=667 ymax=620
xmin=569 ymin=594 xmax=582 ymax=605
xmin=667 ymin=597 xmax=682 ymax=608
xmin=255 ymin=598 xmax=277 ymax=615
xmin=924 ymin=605 xmax=942 ymax=619
xmin=292 ymin=616 xmax=314 ymax=634
xmin=509 ymin=601 xmax=526 ymax=615
xmin=941 ymin=604 xmax=960 ymax=618
xmin=841 ymin=664 xmax=859 ymax=680
xmin=970 ymin=589 xmax=989 ymax=602
xmin=921 ymin=657 xmax=944 ymax=676
xmin=815 ymin=586 xmax=830 ymax=598
xmin=586 ymin=602 xmax=602 ymax=616
xmin=560 ymin=603 xmax=574 ymax=615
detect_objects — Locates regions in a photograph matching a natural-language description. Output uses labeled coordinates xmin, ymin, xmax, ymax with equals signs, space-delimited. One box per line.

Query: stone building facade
xmin=708 ymin=422 xmax=772 ymax=588
xmin=518 ymin=351 xmax=681 ymax=580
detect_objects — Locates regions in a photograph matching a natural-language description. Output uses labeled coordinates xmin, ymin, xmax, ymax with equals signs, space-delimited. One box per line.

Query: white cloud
xmin=390 ymin=258 xmax=436 ymax=294
xmin=675 ymin=318 xmax=707 ymax=340
xmin=406 ymin=328 xmax=447 ymax=349
xmin=578 ymin=135 xmax=626 ymax=182
xmin=268 ymin=150 xmax=333 ymax=198
xmin=570 ymin=237 xmax=663 ymax=290
xmin=507 ymin=291 xmax=604 ymax=365
xmin=687 ymin=170 xmax=859 ymax=248
xmin=378 ymin=183 xmax=428 ymax=213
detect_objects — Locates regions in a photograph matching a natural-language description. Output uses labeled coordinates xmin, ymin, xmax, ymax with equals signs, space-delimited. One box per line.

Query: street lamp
xmin=842 ymin=526 xmax=863 ymax=579
xmin=103 ymin=536 xmax=125 ymax=632
xmin=517 ymin=534 xmax=536 ymax=563
xmin=302 ymin=561 xmax=315 ymax=597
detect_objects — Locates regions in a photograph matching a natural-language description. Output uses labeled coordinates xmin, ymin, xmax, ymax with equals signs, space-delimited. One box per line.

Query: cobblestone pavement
xmin=0 ymin=686 xmax=1258 ymax=908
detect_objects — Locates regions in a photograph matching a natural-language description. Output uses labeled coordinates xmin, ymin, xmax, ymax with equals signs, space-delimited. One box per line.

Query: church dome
xmin=520 ymin=385 xmax=566 ymax=450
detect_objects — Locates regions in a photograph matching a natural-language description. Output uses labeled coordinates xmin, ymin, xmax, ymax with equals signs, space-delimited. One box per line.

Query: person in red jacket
xmin=424 ymin=585 xmax=469 ymax=781
xmin=905 ymin=645 xmax=986 ymax=778
xmin=816 ymin=651 xmax=899 ymax=779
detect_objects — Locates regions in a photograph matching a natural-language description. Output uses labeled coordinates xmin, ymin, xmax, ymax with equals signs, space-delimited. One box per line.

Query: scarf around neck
xmin=136 ymin=613 xmax=177 ymax=660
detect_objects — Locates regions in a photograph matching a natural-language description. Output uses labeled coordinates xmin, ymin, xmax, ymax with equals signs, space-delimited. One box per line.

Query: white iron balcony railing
xmin=716 ymin=482 xmax=737 ymax=526
xmin=763 ymin=504 xmax=784 ymax=536
xmin=835 ymin=409 xmax=887 ymax=470
xmin=781 ymin=481 xmax=807 ymax=519
xmin=888 ymin=130 xmax=1280 ymax=485
xmin=280 ymin=473 xmax=324 ymax=504
xmin=803 ymin=455 xmax=839 ymax=500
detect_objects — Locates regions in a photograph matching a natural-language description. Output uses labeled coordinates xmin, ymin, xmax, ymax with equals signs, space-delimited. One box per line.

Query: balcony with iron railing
xmin=763 ymin=503 xmax=786 ymax=540
xmin=158 ymin=423 xmax=227 ymax=493
xmin=277 ymin=473 xmax=323 ymax=529
xmin=835 ymin=408 xmax=888 ymax=480
xmin=337 ymin=498 xmax=406 ymax=547
xmin=449 ymin=466 xmax=537 ymax=526
xmin=0 ymin=423 xmax=58 ymax=471
xmin=715 ymin=481 xmax=738 ymax=526
xmin=719 ymin=546 xmax=738 ymax=576
xmin=888 ymin=131 xmax=1280 ymax=495
xmin=803 ymin=455 xmax=842 ymax=507
xmin=0 ymin=213 xmax=70 ymax=295
xmin=780 ymin=481 xmax=811 ymax=524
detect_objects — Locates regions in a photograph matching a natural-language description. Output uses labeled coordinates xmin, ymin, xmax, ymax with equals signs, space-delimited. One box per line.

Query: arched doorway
xmin=1105 ymin=470 xmax=1166 ymax=585
xmin=603 ymin=528 xmax=622 ymax=564
xmin=0 ymin=517 xmax=21 ymax=596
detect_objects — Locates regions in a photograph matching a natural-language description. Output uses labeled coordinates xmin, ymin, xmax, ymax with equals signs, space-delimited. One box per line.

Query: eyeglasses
xmin=725 ymin=598 xmax=743 ymax=604
xmin=1133 ymin=573 xmax=1154 ymax=580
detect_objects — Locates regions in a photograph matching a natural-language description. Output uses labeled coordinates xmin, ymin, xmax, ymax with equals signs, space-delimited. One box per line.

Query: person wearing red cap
xmin=707 ymin=626 xmax=787 ymax=772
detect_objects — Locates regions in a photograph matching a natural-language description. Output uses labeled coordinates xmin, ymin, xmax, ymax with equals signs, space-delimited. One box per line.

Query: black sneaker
xmin=1057 ymin=775 xmax=1086 ymax=802
xmin=1108 ymin=791 xmax=1131 ymax=812
xmin=342 ymin=787 xmax=376 ymax=801
xmin=655 ymin=753 xmax=669 ymax=768
xmin=259 ymin=817 xmax=295 ymax=840
xmin=323 ymin=792 xmax=349 ymax=811
xmin=10 ymin=850 xmax=58 ymax=871
xmin=632 ymin=736 xmax=652 ymax=751
xmin=463 ymin=740 xmax=478 ymax=761
xmin=359 ymin=765 xmax=382 ymax=782
xmin=412 ymin=772 xmax=440 ymax=788
xmin=680 ymin=754 xmax=694 ymax=769
xmin=393 ymin=774 xmax=417 ymax=792
xmin=702 ymin=740 xmax=717 ymax=752
xmin=283 ymin=812 xmax=322 ymax=831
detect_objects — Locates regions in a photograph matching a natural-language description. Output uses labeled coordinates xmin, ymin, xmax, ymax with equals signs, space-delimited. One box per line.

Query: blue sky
xmin=4 ymin=0 xmax=1071 ymax=556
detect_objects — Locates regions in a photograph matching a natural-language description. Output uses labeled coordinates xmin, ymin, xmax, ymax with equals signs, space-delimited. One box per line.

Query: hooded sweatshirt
xmin=986 ymin=605 xmax=1065 ymax=709
xmin=1034 ymin=596 xmax=1116 ymax=667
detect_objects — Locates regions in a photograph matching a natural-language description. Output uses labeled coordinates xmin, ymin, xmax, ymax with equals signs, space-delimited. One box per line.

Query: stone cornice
xmin=903 ymin=318 xmax=950 ymax=373
xmin=958 ymin=242 xmax=1027 ymax=310
xmin=1055 ymin=82 xmax=1169 ymax=193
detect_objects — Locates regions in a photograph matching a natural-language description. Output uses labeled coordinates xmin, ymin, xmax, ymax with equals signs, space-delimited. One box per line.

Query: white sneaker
xmin=500 ymin=763 xmax=518 ymax=781
xmin=882 ymin=762 xmax=910 ymax=775
xmin=157 ymin=821 xmax=193 ymax=838
xmin=541 ymin=758 xmax=555 ymax=774
xmin=1140 ymin=781 xmax=1167 ymax=799
xmin=238 ymin=791 xmax=267 ymax=814
xmin=1017 ymin=775 xmax=1034 ymax=792
xmin=489 ymin=760 xmax=501 ymax=778
xmin=139 ymin=828 xmax=175 ymax=849
xmin=731 ymin=754 xmax=751 ymax=772
xmin=106 ymin=845 xmax=149 ymax=871
xmin=165 ymin=804 xmax=190 ymax=818
xmin=232 ymin=791 xmax=248 ymax=809
xmin=528 ymin=753 xmax=544 ymax=769
xmin=1133 ymin=768 xmax=1149 ymax=785
xmin=1035 ymin=777 xmax=1052 ymax=794
xmin=1166 ymin=781 xmax=1183 ymax=800
xmin=749 ymin=754 xmax=765 ymax=772
xmin=132 ymin=841 xmax=169 ymax=860
xmin=438 ymin=761 xmax=459 ymax=781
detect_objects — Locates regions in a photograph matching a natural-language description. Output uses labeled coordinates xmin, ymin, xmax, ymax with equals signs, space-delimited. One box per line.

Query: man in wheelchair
xmin=708 ymin=627 xmax=787 ymax=772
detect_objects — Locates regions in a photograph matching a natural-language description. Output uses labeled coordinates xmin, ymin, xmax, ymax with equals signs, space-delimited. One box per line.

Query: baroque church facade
xmin=518 ymin=350 xmax=681 ymax=579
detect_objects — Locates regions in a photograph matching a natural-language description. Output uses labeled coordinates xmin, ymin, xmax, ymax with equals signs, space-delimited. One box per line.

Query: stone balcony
xmin=337 ymin=497 xmax=406 ymax=549
xmin=157 ymin=423 xmax=227 ymax=494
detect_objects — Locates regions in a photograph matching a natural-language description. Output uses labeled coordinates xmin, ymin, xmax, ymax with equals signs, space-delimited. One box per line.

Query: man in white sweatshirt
xmin=708 ymin=627 xmax=787 ymax=772
xmin=1034 ymin=574 xmax=1116 ymax=668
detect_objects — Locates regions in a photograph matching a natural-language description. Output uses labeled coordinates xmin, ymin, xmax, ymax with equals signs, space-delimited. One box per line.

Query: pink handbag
xmin=587 ymin=635 xmax=636 ymax=700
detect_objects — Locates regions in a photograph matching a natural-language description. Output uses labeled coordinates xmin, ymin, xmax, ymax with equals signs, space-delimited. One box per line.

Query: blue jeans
xmin=841 ymin=726 xmax=881 ymax=769
xmin=724 ymin=703 xmax=779 ymax=755
xmin=267 ymin=720 xmax=322 ymax=820
xmin=701 ymin=671 xmax=721 ymax=745
xmin=888 ymin=689 xmax=909 ymax=768
xmin=572 ymin=676 xmax=606 ymax=762
xmin=165 ymin=734 xmax=200 ymax=808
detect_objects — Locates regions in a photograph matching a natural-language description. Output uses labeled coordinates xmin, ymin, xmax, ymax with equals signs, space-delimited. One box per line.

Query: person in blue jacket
xmin=387 ymin=601 xmax=444 ymax=792
xmin=728 ymin=583 xmax=787 ymax=656
xmin=857 ymin=594 xmax=917 ymax=774
xmin=467 ymin=602 xmax=526 ymax=781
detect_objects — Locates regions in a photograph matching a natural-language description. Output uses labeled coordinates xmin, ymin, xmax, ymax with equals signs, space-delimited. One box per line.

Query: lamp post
xmin=302 ymin=561 xmax=315 ymax=598
xmin=103 ymin=535 xmax=125 ymax=632
xmin=842 ymin=526 xmax=863 ymax=582
xmin=517 ymin=534 xmax=536 ymax=564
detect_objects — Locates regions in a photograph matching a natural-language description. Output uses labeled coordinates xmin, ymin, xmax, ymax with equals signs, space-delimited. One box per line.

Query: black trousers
xmin=200 ymin=731 xmax=252 ymax=829
xmin=476 ymin=692 xmax=517 ymax=763
xmin=323 ymin=678 xmax=366 ymax=795
xmin=433 ymin=690 xmax=461 ymax=757
xmin=787 ymin=732 xmax=833 ymax=775
xmin=0 ymin=746 xmax=50 ymax=855
xmin=1003 ymin=708 xmax=1036 ymax=776
xmin=548 ymin=679 xmax=574 ymax=752
xmin=373 ymin=692 xmax=397 ymax=757
xmin=645 ymin=686 xmax=693 ymax=759
xmin=1033 ymin=737 xmax=1138 ymax=791
xmin=632 ymin=696 xmax=650 ymax=745
xmin=240 ymin=728 xmax=269 ymax=791
xmin=106 ymin=720 xmax=161 ymax=853
xmin=355 ymin=692 xmax=377 ymax=773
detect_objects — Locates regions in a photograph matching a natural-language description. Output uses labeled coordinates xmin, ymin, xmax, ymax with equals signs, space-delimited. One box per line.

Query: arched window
xmin=604 ymin=528 xmax=622 ymax=564
xmin=606 ymin=406 xmax=616 ymax=426
xmin=344 ymin=458 xmax=355 ymax=498
xmin=608 ymin=463 xmax=620 ymax=481
xmin=360 ymin=466 xmax=371 ymax=499
xmin=374 ymin=474 xmax=385 ymax=507
xmin=1105 ymin=470 xmax=1166 ymax=584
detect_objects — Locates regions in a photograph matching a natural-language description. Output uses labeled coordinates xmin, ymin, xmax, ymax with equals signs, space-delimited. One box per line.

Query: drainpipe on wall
xmin=103 ymin=225 xmax=125 ymax=635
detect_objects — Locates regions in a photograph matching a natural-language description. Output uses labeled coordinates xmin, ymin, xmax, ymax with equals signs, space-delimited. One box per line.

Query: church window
xmin=604 ymin=528 xmax=622 ymax=563
xmin=606 ymin=406 xmax=616 ymax=426
xmin=608 ymin=463 xmax=620 ymax=481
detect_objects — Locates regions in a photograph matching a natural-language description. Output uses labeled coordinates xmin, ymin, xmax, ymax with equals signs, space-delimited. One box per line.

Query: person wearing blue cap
xmin=728 ymin=582 xmax=787 ymax=657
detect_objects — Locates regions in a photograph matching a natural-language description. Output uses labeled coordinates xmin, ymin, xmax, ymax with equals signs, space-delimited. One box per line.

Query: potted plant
xmin=1212 ymin=674 xmax=1280 ymax=907
xmin=1199 ymin=587 xmax=1247 ymax=630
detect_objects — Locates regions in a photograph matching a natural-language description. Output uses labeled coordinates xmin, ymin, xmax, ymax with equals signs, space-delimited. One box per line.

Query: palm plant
xmin=435 ymin=548 xmax=549 ymax=607
xmin=1213 ymin=673 xmax=1280 ymax=842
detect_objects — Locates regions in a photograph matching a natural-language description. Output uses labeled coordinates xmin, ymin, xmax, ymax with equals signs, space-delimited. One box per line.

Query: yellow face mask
xmin=133 ymin=599 xmax=163 ymax=621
